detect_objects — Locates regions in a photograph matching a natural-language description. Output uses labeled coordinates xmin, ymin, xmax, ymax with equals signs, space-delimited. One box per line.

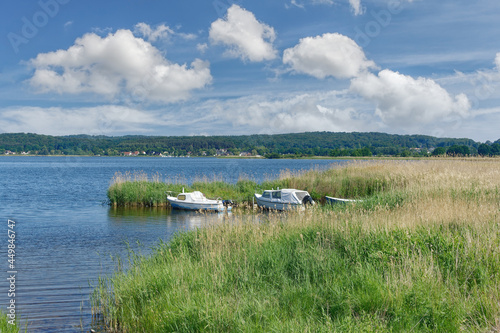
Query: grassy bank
xmin=107 ymin=161 xmax=405 ymax=206
xmin=95 ymin=160 xmax=500 ymax=332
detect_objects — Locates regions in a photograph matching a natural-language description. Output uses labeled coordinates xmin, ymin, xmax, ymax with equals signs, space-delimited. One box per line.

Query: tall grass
xmin=95 ymin=160 xmax=500 ymax=332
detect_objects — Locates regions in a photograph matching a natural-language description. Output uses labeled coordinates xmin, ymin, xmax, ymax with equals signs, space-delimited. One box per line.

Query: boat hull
xmin=325 ymin=196 xmax=359 ymax=204
xmin=167 ymin=198 xmax=224 ymax=212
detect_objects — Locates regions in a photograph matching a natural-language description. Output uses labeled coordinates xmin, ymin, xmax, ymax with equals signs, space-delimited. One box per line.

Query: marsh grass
xmin=107 ymin=161 xmax=410 ymax=207
xmin=96 ymin=160 xmax=500 ymax=332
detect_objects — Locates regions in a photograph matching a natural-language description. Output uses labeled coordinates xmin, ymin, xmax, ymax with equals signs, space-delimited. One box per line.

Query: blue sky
xmin=1 ymin=0 xmax=499 ymax=141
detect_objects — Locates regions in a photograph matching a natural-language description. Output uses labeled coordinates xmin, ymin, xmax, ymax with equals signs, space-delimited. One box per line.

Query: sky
xmin=1 ymin=0 xmax=499 ymax=142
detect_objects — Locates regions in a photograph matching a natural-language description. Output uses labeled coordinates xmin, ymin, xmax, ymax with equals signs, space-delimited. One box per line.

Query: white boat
xmin=167 ymin=190 xmax=224 ymax=212
xmin=254 ymin=189 xmax=314 ymax=211
xmin=325 ymin=196 xmax=361 ymax=204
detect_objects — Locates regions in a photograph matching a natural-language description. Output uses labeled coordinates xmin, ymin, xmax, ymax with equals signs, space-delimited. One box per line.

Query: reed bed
xmin=107 ymin=161 xmax=410 ymax=207
xmin=95 ymin=159 xmax=500 ymax=332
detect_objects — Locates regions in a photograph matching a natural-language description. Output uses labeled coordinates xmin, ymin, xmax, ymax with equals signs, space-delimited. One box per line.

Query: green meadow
xmin=96 ymin=160 xmax=500 ymax=332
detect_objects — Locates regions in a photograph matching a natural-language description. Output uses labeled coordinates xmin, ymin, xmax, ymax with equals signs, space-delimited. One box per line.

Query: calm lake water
xmin=0 ymin=156 xmax=348 ymax=332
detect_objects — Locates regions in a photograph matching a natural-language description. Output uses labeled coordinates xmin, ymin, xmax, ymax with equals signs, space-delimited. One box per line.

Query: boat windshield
xmin=294 ymin=191 xmax=308 ymax=201
xmin=262 ymin=192 xmax=271 ymax=198
xmin=178 ymin=194 xmax=186 ymax=201
xmin=191 ymin=191 xmax=206 ymax=201
xmin=272 ymin=191 xmax=281 ymax=199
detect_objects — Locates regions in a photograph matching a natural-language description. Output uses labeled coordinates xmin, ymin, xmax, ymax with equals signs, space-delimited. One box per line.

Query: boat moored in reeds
xmin=254 ymin=188 xmax=314 ymax=211
xmin=325 ymin=196 xmax=361 ymax=204
xmin=167 ymin=190 xmax=225 ymax=212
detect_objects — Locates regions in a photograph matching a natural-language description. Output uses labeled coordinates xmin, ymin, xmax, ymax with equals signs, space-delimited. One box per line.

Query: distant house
xmin=410 ymin=148 xmax=431 ymax=154
xmin=215 ymin=149 xmax=230 ymax=156
xmin=123 ymin=151 xmax=140 ymax=156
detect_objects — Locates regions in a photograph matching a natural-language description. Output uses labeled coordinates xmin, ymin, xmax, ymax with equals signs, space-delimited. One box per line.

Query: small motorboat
xmin=167 ymin=190 xmax=225 ymax=212
xmin=254 ymin=188 xmax=314 ymax=211
xmin=325 ymin=196 xmax=361 ymax=204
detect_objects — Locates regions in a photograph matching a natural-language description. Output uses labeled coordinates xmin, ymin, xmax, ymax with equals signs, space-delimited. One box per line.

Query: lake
xmin=0 ymin=156 xmax=348 ymax=332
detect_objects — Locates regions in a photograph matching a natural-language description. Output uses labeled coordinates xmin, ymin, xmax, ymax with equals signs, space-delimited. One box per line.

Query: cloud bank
xmin=28 ymin=29 xmax=212 ymax=103
xmin=206 ymin=91 xmax=372 ymax=134
xmin=0 ymin=105 xmax=162 ymax=135
xmin=209 ymin=5 xmax=277 ymax=62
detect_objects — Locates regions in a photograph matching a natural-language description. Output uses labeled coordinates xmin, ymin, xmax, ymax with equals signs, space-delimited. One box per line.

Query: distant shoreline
xmin=1 ymin=154 xmax=495 ymax=162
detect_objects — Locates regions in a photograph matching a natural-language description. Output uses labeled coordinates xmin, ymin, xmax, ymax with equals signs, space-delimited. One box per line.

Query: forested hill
xmin=1 ymin=132 xmax=498 ymax=157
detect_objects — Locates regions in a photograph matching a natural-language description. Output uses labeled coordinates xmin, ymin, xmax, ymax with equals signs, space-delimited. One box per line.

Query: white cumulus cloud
xmin=209 ymin=5 xmax=277 ymax=62
xmin=283 ymin=33 xmax=377 ymax=79
xmin=28 ymin=29 xmax=212 ymax=103
xmin=350 ymin=69 xmax=471 ymax=127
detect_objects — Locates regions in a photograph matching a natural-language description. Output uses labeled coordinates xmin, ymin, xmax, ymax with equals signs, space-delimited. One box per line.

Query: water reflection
xmin=108 ymin=206 xmax=171 ymax=224
xmin=107 ymin=206 xmax=231 ymax=229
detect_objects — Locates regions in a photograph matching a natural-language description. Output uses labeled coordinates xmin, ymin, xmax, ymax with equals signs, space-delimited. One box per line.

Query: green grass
xmin=93 ymin=218 xmax=500 ymax=332
xmin=0 ymin=311 xmax=19 ymax=333
xmin=95 ymin=160 xmax=500 ymax=332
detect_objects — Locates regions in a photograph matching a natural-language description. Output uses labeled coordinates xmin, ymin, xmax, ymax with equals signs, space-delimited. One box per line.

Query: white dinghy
xmin=325 ymin=196 xmax=361 ymax=204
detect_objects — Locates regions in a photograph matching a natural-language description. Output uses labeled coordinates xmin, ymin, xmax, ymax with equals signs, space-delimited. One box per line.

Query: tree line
xmin=0 ymin=132 xmax=498 ymax=157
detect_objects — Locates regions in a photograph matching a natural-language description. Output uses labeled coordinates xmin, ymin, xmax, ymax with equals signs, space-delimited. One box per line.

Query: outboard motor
xmin=223 ymin=200 xmax=233 ymax=211
xmin=302 ymin=195 xmax=314 ymax=206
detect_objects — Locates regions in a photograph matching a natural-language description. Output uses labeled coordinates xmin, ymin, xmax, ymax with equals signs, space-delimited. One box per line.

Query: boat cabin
xmin=176 ymin=191 xmax=207 ymax=202
xmin=261 ymin=189 xmax=310 ymax=203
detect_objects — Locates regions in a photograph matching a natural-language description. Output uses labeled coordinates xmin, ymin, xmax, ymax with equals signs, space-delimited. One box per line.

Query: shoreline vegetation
xmin=106 ymin=161 xmax=401 ymax=207
xmin=2 ymin=132 xmax=499 ymax=158
xmin=95 ymin=160 xmax=500 ymax=332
